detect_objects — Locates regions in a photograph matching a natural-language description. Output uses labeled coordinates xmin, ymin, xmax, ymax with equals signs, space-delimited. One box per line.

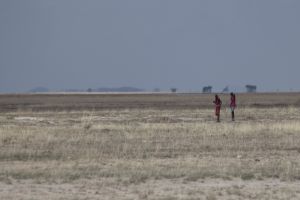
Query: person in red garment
xmin=213 ymin=94 xmax=222 ymax=122
xmin=230 ymin=92 xmax=236 ymax=121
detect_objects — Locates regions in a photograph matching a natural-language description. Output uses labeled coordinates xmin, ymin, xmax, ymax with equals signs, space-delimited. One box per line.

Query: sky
xmin=1 ymin=0 xmax=300 ymax=93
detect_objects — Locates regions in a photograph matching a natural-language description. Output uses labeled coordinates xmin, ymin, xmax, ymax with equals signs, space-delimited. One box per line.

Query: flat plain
xmin=1 ymin=93 xmax=300 ymax=200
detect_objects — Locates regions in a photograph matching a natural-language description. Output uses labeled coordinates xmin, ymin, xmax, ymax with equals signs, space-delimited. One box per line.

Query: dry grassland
xmin=1 ymin=93 xmax=300 ymax=199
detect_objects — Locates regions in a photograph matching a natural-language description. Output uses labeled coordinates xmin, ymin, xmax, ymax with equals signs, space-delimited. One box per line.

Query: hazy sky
xmin=1 ymin=0 xmax=300 ymax=93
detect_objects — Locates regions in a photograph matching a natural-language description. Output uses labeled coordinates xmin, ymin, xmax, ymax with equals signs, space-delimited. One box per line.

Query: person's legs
xmin=231 ymin=107 xmax=235 ymax=121
xmin=216 ymin=107 xmax=220 ymax=122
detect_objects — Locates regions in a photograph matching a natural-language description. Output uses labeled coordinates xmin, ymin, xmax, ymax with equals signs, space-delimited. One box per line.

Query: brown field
xmin=1 ymin=93 xmax=300 ymax=199
xmin=1 ymin=92 xmax=300 ymax=112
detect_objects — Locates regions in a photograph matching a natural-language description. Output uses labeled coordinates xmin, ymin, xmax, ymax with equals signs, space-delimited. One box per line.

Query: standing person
xmin=230 ymin=92 xmax=236 ymax=121
xmin=213 ymin=94 xmax=222 ymax=122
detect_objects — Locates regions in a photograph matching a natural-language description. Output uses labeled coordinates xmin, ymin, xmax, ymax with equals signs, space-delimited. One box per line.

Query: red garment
xmin=230 ymin=95 xmax=236 ymax=108
xmin=214 ymin=97 xmax=222 ymax=116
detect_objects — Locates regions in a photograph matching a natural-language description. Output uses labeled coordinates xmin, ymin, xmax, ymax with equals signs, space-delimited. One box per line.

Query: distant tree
xmin=87 ymin=88 xmax=92 ymax=92
xmin=202 ymin=86 xmax=212 ymax=93
xmin=245 ymin=85 xmax=257 ymax=93
xmin=171 ymin=88 xmax=177 ymax=93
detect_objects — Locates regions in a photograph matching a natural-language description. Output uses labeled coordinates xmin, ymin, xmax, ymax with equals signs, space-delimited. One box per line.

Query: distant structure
xmin=202 ymin=86 xmax=212 ymax=93
xmin=245 ymin=85 xmax=257 ymax=93
xmin=171 ymin=88 xmax=177 ymax=93
xmin=87 ymin=88 xmax=92 ymax=92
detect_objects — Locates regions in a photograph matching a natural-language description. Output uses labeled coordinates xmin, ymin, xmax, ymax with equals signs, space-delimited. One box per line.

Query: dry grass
xmin=1 ymin=94 xmax=300 ymax=199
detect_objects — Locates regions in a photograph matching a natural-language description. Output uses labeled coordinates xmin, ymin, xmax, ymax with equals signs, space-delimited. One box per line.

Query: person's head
xmin=215 ymin=94 xmax=219 ymax=99
xmin=230 ymin=92 xmax=235 ymax=97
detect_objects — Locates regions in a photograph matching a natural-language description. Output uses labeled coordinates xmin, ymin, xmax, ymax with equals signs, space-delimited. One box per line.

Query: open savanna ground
xmin=1 ymin=92 xmax=300 ymax=112
xmin=1 ymin=93 xmax=300 ymax=199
